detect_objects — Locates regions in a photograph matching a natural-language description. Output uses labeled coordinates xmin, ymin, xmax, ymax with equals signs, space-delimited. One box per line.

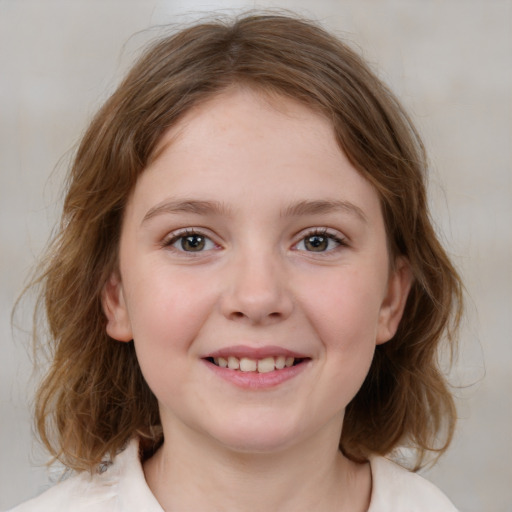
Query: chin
xmin=208 ymin=417 xmax=305 ymax=455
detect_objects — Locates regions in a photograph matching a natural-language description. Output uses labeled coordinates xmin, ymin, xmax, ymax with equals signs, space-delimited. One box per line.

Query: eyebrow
xmin=280 ymin=199 xmax=367 ymax=223
xmin=142 ymin=198 xmax=367 ymax=224
xmin=142 ymin=199 xmax=232 ymax=224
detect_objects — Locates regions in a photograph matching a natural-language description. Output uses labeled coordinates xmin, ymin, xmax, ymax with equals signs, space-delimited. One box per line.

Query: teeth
xmin=257 ymin=357 xmax=275 ymax=373
xmin=212 ymin=355 xmax=301 ymax=373
xmin=240 ymin=357 xmax=257 ymax=372
xmin=275 ymin=356 xmax=286 ymax=369
xmin=228 ymin=356 xmax=240 ymax=370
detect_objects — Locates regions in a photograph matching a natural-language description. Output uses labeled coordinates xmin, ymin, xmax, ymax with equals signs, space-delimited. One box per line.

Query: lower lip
xmin=203 ymin=359 xmax=310 ymax=390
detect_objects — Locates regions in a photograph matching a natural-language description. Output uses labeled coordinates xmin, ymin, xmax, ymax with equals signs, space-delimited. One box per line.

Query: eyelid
xmin=161 ymin=227 xmax=221 ymax=253
xmin=160 ymin=226 xmax=347 ymax=255
xmin=292 ymin=227 xmax=348 ymax=252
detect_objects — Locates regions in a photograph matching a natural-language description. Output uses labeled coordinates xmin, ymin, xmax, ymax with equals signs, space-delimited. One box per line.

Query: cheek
xmin=311 ymin=277 xmax=382 ymax=401
xmin=125 ymin=273 xmax=219 ymax=408
xmin=124 ymin=267 xmax=218 ymax=364
xmin=302 ymin=267 xmax=387 ymax=345
xmin=299 ymin=266 xmax=387 ymax=405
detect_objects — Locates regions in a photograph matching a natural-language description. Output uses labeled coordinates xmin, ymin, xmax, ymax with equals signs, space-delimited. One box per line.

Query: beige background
xmin=1 ymin=1 xmax=511 ymax=511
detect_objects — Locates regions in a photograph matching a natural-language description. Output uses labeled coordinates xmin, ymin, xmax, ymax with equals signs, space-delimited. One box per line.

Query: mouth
xmin=202 ymin=347 xmax=311 ymax=389
xmin=204 ymin=355 xmax=309 ymax=373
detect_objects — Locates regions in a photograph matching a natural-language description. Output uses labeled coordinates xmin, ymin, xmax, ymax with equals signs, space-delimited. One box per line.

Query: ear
xmin=376 ymin=257 xmax=413 ymax=345
xmin=101 ymin=271 xmax=133 ymax=342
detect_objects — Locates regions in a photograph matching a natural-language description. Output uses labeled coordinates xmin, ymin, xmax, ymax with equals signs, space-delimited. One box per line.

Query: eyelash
xmin=293 ymin=228 xmax=347 ymax=254
xmin=162 ymin=229 xmax=218 ymax=254
xmin=161 ymin=228 xmax=347 ymax=255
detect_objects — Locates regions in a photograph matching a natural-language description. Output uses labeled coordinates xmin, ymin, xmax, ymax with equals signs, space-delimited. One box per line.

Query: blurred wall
xmin=1 ymin=1 xmax=511 ymax=510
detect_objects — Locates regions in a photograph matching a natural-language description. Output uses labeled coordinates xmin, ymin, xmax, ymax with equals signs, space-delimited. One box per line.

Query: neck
xmin=143 ymin=417 xmax=371 ymax=512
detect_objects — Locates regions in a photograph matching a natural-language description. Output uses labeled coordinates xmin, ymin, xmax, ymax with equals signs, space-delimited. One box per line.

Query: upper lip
xmin=204 ymin=345 xmax=309 ymax=360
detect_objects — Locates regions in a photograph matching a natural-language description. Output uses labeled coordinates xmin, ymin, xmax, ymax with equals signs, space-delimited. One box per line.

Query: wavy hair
xmin=29 ymin=13 xmax=463 ymax=472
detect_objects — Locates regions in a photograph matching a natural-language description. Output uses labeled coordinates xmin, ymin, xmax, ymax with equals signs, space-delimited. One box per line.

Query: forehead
xmin=126 ymin=87 xmax=382 ymax=225
xmin=150 ymin=86 xmax=338 ymax=165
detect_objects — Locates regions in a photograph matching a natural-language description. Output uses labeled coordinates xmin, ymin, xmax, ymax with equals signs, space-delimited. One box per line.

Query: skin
xmin=103 ymin=87 xmax=412 ymax=511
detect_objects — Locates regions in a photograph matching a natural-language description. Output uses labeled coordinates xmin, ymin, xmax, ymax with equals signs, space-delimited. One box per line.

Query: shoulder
xmin=8 ymin=439 xmax=163 ymax=512
xmin=368 ymin=456 xmax=458 ymax=512
xmin=7 ymin=469 xmax=114 ymax=512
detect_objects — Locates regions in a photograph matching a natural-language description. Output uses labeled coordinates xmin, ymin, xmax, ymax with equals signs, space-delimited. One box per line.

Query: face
xmin=103 ymin=87 xmax=411 ymax=454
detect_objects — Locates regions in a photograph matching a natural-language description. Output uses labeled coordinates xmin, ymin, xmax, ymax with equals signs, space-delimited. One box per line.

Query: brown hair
xmin=30 ymin=13 xmax=463 ymax=472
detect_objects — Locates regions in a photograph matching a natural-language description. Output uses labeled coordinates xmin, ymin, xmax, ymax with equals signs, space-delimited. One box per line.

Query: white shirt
xmin=9 ymin=439 xmax=458 ymax=511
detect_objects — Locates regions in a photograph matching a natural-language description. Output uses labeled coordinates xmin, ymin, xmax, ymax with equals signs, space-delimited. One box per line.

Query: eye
xmin=164 ymin=230 xmax=217 ymax=253
xmin=294 ymin=229 xmax=346 ymax=253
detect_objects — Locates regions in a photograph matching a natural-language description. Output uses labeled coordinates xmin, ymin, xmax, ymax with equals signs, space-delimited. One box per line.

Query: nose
xmin=220 ymin=250 xmax=294 ymax=325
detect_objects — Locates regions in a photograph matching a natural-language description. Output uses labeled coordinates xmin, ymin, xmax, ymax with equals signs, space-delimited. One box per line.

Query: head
xmin=35 ymin=13 xmax=462 ymax=471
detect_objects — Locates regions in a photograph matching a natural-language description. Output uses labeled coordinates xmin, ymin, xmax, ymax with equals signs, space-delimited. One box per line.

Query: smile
xmin=203 ymin=346 xmax=311 ymax=388
xmin=207 ymin=356 xmax=305 ymax=373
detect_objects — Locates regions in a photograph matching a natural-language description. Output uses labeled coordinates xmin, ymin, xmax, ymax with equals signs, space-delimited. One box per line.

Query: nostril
xmin=230 ymin=310 xmax=282 ymax=322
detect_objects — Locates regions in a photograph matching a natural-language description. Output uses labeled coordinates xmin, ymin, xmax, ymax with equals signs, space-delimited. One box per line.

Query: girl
xmin=12 ymin=13 xmax=463 ymax=512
